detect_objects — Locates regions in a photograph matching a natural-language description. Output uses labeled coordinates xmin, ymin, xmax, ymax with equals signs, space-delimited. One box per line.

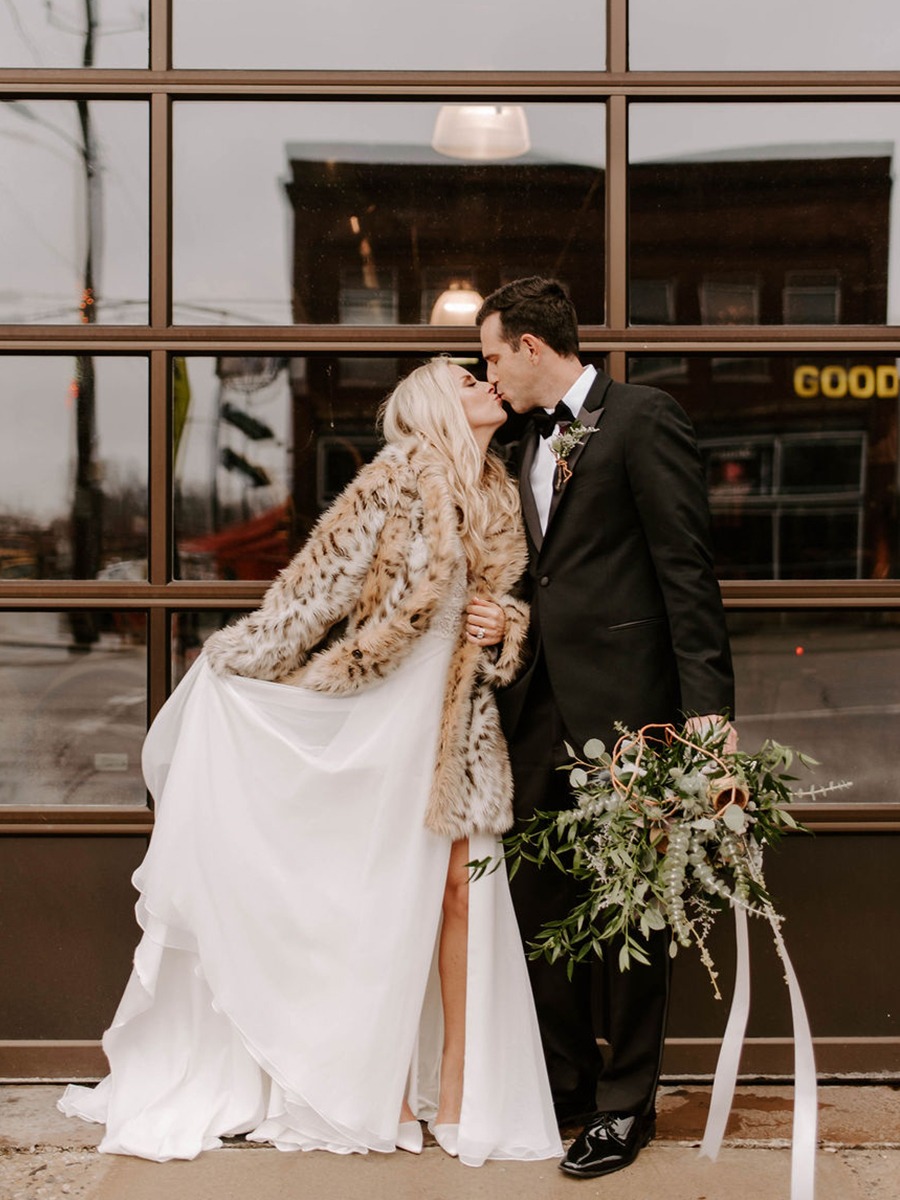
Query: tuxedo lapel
xmin=544 ymin=372 xmax=612 ymax=531
xmin=519 ymin=372 xmax=614 ymax=552
xmin=518 ymin=432 xmax=544 ymax=552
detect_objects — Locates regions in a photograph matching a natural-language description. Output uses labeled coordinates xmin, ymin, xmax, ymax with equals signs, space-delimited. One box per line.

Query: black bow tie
xmin=531 ymin=401 xmax=576 ymax=439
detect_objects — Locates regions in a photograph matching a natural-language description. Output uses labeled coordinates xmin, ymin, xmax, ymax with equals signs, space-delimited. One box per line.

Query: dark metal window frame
xmin=1 ymin=0 xmax=899 ymax=832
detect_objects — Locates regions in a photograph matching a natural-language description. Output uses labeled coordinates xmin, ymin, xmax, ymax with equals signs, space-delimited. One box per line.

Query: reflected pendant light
xmin=429 ymin=283 xmax=485 ymax=326
xmin=431 ymin=105 xmax=531 ymax=161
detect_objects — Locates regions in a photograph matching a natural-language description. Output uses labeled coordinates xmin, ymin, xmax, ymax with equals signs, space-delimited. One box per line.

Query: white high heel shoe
xmin=430 ymin=1122 xmax=459 ymax=1157
xmin=396 ymin=1120 xmax=423 ymax=1154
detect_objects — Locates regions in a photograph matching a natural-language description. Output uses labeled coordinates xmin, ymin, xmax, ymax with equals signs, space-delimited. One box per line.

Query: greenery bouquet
xmin=476 ymin=722 xmax=847 ymax=997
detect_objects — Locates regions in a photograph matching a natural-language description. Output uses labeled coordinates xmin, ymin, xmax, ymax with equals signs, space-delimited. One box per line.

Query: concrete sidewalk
xmin=2 ymin=1083 xmax=898 ymax=1200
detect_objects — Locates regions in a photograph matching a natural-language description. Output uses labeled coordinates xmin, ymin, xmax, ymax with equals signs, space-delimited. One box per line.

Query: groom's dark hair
xmin=476 ymin=276 xmax=580 ymax=357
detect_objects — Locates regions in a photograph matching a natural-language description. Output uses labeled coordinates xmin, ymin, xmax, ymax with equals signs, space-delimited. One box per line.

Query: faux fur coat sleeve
xmin=202 ymin=447 xmax=465 ymax=689
xmin=203 ymin=455 xmax=398 ymax=682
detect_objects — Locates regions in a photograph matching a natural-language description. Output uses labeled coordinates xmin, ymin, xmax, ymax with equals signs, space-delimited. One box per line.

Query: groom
xmin=477 ymin=277 xmax=735 ymax=1178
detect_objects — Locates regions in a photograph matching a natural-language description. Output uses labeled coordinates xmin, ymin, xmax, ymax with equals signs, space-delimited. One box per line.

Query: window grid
xmin=1 ymin=0 xmax=899 ymax=829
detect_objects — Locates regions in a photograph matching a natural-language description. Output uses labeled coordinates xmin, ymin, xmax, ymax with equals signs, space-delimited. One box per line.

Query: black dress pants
xmin=506 ymin=654 xmax=671 ymax=1119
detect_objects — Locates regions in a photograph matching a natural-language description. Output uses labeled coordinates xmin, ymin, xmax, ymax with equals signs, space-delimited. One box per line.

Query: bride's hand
xmin=465 ymin=596 xmax=506 ymax=647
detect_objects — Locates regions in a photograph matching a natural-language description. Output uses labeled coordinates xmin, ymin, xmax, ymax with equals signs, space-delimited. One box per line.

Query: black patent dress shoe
xmin=559 ymin=1110 xmax=656 ymax=1178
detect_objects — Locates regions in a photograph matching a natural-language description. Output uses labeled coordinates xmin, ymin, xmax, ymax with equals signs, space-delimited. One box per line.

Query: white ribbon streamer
xmin=699 ymin=904 xmax=751 ymax=1160
xmin=772 ymin=916 xmax=819 ymax=1200
xmin=698 ymin=904 xmax=818 ymax=1200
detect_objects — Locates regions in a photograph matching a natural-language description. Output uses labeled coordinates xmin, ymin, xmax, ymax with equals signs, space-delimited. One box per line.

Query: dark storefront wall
xmin=1 ymin=834 xmax=897 ymax=1080
xmin=1 ymin=0 xmax=899 ymax=1080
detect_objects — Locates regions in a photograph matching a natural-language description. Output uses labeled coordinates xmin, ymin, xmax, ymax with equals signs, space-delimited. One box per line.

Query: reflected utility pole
xmin=70 ymin=0 xmax=102 ymax=644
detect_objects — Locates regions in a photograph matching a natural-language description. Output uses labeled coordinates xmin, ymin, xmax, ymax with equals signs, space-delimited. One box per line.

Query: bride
xmin=59 ymin=358 xmax=562 ymax=1167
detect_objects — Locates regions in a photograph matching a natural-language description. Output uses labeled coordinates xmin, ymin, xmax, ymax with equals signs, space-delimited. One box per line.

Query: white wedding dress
xmin=59 ymin=581 xmax=562 ymax=1167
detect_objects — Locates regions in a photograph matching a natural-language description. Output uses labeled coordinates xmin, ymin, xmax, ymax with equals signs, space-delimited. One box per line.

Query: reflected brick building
xmin=281 ymin=141 xmax=897 ymax=580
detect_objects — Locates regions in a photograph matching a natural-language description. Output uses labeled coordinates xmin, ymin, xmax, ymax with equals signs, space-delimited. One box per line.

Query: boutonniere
xmin=549 ymin=420 xmax=597 ymax=491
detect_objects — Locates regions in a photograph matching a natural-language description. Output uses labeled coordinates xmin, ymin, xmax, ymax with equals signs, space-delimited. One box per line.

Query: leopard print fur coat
xmin=203 ymin=442 xmax=530 ymax=840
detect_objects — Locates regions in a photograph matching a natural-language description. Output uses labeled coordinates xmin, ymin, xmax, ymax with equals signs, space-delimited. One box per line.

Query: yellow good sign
xmin=794 ymin=364 xmax=899 ymax=399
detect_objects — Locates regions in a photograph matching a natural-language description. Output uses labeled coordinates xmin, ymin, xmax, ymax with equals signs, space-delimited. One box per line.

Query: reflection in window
xmin=630 ymin=279 xmax=676 ymax=324
xmin=174 ymin=0 xmax=605 ymax=70
xmin=704 ymin=434 xmax=867 ymax=579
xmin=630 ymin=0 xmax=900 ymax=71
xmin=338 ymin=270 xmax=400 ymax=386
xmin=0 ymin=3 xmax=148 ymax=68
xmin=706 ymin=441 xmax=774 ymax=498
xmin=783 ymin=271 xmax=842 ymax=324
xmin=710 ymin=357 xmax=771 ymax=384
xmin=0 ymin=611 xmax=147 ymax=806
xmin=729 ymin=611 xmax=900 ymax=804
xmin=628 ymin=356 xmax=689 ymax=386
xmin=629 ymin=105 xmax=897 ymax=325
xmin=172 ymin=611 xmax=234 ymax=687
xmin=421 ymin=269 xmax=480 ymax=324
xmin=339 ymin=268 xmax=399 ymax=325
xmin=175 ymin=356 xmax=290 ymax=581
xmin=0 ymin=357 xmax=148 ymax=581
xmin=779 ymin=509 xmax=864 ymax=579
xmin=627 ymin=354 xmax=899 ymax=581
xmin=779 ymin=435 xmax=865 ymax=495
xmin=699 ymin=279 xmax=760 ymax=325
xmin=173 ymin=102 xmax=605 ymax=326
xmin=174 ymin=355 xmax=434 ymax=581
xmin=0 ymin=101 xmax=149 ymax=324
xmin=317 ymin=434 xmax=383 ymax=509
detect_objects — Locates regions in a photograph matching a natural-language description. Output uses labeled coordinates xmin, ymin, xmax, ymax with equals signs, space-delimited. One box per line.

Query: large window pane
xmin=173 ymin=102 xmax=605 ymax=326
xmin=174 ymin=353 xmax=445 ymax=580
xmin=173 ymin=351 xmax=606 ymax=582
xmin=0 ymin=2 xmax=148 ymax=68
xmin=0 ymin=611 xmax=147 ymax=806
xmin=627 ymin=353 xmax=899 ymax=581
xmin=731 ymin=611 xmax=900 ymax=805
xmin=630 ymin=104 xmax=900 ymax=325
xmin=174 ymin=0 xmax=605 ymax=70
xmin=0 ymin=357 xmax=148 ymax=580
xmin=0 ymin=101 xmax=149 ymax=324
xmin=630 ymin=0 xmax=900 ymax=70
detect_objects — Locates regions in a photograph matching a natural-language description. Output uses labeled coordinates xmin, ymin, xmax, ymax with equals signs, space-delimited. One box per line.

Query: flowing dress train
xmin=59 ymin=598 xmax=562 ymax=1167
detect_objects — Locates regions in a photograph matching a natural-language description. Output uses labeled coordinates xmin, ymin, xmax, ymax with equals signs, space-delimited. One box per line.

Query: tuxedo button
xmin=539 ymin=575 xmax=550 ymax=587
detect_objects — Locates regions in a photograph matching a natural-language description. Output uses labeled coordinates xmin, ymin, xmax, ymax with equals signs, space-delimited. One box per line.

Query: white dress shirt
xmin=529 ymin=365 xmax=598 ymax=533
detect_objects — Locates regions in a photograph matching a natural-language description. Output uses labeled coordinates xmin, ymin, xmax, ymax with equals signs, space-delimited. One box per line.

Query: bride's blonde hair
xmin=379 ymin=358 xmax=521 ymax=578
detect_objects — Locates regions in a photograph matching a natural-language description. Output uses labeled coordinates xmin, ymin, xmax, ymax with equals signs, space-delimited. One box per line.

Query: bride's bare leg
xmin=436 ymin=837 xmax=469 ymax=1125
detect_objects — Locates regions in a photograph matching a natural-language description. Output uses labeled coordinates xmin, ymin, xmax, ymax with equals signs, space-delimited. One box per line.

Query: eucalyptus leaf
xmin=723 ymin=804 xmax=747 ymax=833
xmin=583 ymin=738 xmax=606 ymax=759
xmin=644 ymin=906 xmax=667 ymax=930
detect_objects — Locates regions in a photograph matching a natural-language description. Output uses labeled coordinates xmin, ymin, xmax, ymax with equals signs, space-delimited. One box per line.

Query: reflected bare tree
xmin=69 ymin=0 xmax=103 ymax=645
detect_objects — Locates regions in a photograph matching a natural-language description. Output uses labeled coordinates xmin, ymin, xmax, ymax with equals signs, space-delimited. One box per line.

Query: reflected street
xmin=1 ymin=610 xmax=898 ymax=808
xmin=731 ymin=616 xmax=900 ymax=804
xmin=0 ymin=612 xmax=146 ymax=807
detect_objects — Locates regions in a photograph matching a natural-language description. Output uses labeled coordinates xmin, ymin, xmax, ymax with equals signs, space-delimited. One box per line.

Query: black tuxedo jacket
xmin=499 ymin=370 xmax=735 ymax=751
